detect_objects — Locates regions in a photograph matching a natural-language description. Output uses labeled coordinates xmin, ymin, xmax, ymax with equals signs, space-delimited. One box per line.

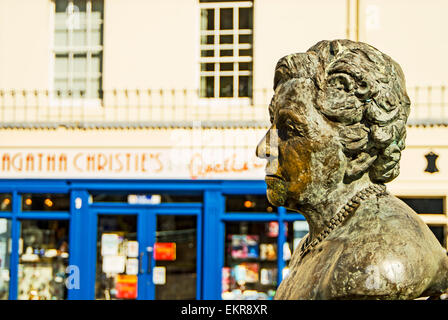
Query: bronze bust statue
xmin=256 ymin=39 xmax=448 ymax=299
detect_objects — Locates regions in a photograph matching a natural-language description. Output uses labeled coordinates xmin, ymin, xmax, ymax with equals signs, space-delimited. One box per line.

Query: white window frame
xmin=49 ymin=0 xmax=103 ymax=108
xmin=199 ymin=1 xmax=253 ymax=105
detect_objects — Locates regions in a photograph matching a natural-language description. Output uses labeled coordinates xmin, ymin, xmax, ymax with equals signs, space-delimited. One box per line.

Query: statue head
xmin=256 ymin=39 xmax=411 ymax=209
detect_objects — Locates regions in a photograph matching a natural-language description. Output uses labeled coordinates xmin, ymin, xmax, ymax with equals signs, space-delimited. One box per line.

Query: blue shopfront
xmin=0 ymin=179 xmax=307 ymax=300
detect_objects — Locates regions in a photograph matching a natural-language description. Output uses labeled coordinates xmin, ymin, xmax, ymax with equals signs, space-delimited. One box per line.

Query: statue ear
xmin=344 ymin=152 xmax=377 ymax=182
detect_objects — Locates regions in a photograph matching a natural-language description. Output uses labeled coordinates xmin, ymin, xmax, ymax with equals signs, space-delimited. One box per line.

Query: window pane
xmin=55 ymin=54 xmax=69 ymax=76
xmin=239 ymin=76 xmax=252 ymax=98
xmin=73 ymin=29 xmax=87 ymax=46
xmin=223 ymin=221 xmax=278 ymax=300
xmin=201 ymin=50 xmax=214 ymax=57
xmin=239 ymin=7 xmax=253 ymax=30
xmin=220 ymin=63 xmax=233 ymax=71
xmin=70 ymin=1 xmax=87 ymax=29
xmin=283 ymin=220 xmax=309 ymax=278
xmin=238 ymin=34 xmax=252 ymax=44
xmin=74 ymin=54 xmax=87 ymax=75
xmin=91 ymin=0 xmax=104 ymax=19
xmin=55 ymin=0 xmax=68 ymax=13
xmin=22 ymin=194 xmax=70 ymax=212
xmin=220 ymin=8 xmax=233 ymax=30
xmin=220 ymin=76 xmax=233 ymax=97
xmin=201 ymin=9 xmax=214 ymax=31
xmin=239 ymin=62 xmax=252 ymax=71
xmin=219 ymin=35 xmax=233 ymax=44
xmin=201 ymin=76 xmax=214 ymax=98
xmin=0 ymin=219 xmax=11 ymax=300
xmin=95 ymin=215 xmax=137 ymax=300
xmin=201 ymin=35 xmax=214 ymax=45
xmin=239 ymin=48 xmax=252 ymax=56
xmin=91 ymin=54 xmax=102 ymax=73
xmin=220 ymin=49 xmax=233 ymax=57
xmin=0 ymin=194 xmax=12 ymax=212
xmin=155 ymin=215 xmax=197 ymax=300
xmin=73 ymin=0 xmax=86 ymax=12
xmin=398 ymin=198 xmax=444 ymax=214
xmin=19 ymin=220 xmax=69 ymax=300
xmin=429 ymin=226 xmax=446 ymax=247
xmin=55 ymin=30 xmax=68 ymax=47
xmin=226 ymin=195 xmax=275 ymax=213
xmin=92 ymin=0 xmax=104 ymax=12
xmin=91 ymin=27 xmax=102 ymax=46
xmin=201 ymin=63 xmax=215 ymax=71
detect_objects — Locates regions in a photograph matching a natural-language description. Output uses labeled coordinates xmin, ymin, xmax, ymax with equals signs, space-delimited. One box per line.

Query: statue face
xmin=256 ymin=78 xmax=347 ymax=209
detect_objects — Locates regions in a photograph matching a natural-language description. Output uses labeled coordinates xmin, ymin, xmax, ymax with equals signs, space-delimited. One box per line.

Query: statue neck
xmin=297 ymin=174 xmax=376 ymax=242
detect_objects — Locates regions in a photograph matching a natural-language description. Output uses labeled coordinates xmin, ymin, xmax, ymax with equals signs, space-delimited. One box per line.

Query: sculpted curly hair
xmin=273 ymin=39 xmax=411 ymax=183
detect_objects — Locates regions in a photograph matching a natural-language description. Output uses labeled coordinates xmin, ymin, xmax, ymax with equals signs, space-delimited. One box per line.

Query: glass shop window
xmin=18 ymin=220 xmax=69 ymax=300
xmin=91 ymin=193 xmax=202 ymax=204
xmin=0 ymin=194 xmax=12 ymax=212
xmin=95 ymin=215 xmax=137 ymax=300
xmin=0 ymin=219 xmax=11 ymax=300
xmin=283 ymin=220 xmax=309 ymax=279
xmin=22 ymin=194 xmax=70 ymax=212
xmin=398 ymin=197 xmax=444 ymax=214
xmin=226 ymin=195 xmax=276 ymax=213
xmin=223 ymin=221 xmax=282 ymax=300
xmin=155 ymin=215 xmax=197 ymax=300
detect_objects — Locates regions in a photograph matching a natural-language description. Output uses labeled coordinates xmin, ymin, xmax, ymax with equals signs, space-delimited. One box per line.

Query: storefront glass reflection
xmin=95 ymin=215 xmax=138 ymax=300
xmin=18 ymin=220 xmax=69 ymax=300
xmin=222 ymin=221 xmax=279 ymax=300
xmin=0 ymin=219 xmax=11 ymax=300
xmin=283 ymin=220 xmax=309 ymax=279
xmin=155 ymin=215 xmax=197 ymax=300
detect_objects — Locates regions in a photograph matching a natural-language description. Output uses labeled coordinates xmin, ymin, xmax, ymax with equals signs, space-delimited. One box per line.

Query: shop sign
xmin=116 ymin=274 xmax=138 ymax=299
xmin=154 ymin=242 xmax=176 ymax=261
xmin=0 ymin=147 xmax=265 ymax=180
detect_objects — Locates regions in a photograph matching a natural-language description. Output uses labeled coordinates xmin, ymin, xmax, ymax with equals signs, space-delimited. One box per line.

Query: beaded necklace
xmin=299 ymin=184 xmax=387 ymax=259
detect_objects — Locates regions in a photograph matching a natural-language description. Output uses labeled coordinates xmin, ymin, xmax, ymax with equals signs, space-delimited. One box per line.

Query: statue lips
xmin=265 ymin=174 xmax=284 ymax=181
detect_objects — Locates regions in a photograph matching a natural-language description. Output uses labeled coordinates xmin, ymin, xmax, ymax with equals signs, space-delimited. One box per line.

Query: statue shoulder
xmin=323 ymin=194 xmax=447 ymax=299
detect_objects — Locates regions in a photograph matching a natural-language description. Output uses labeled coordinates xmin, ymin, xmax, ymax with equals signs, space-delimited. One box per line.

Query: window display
xmin=283 ymin=220 xmax=309 ymax=279
xmin=223 ymin=222 xmax=279 ymax=300
xmin=95 ymin=215 xmax=138 ymax=300
xmin=21 ymin=194 xmax=70 ymax=212
xmin=0 ymin=194 xmax=11 ymax=212
xmin=155 ymin=215 xmax=197 ymax=300
xmin=18 ymin=220 xmax=69 ymax=300
xmin=226 ymin=195 xmax=275 ymax=213
xmin=0 ymin=219 xmax=11 ymax=300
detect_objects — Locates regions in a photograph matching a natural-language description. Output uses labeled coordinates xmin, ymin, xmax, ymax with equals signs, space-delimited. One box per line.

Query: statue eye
xmin=279 ymin=119 xmax=303 ymax=139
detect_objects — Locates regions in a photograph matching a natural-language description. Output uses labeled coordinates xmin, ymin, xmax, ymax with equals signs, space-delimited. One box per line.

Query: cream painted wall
xmin=253 ymin=0 xmax=347 ymax=101
xmin=2 ymin=0 xmax=446 ymax=91
xmin=359 ymin=0 xmax=448 ymax=87
xmin=103 ymin=0 xmax=199 ymax=91
xmin=0 ymin=0 xmax=51 ymax=90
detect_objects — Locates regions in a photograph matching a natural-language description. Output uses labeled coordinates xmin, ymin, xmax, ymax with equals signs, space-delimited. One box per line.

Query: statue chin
xmin=266 ymin=187 xmax=287 ymax=207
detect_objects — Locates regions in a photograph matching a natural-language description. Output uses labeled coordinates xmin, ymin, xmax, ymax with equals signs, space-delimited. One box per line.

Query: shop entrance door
xmin=92 ymin=204 xmax=201 ymax=300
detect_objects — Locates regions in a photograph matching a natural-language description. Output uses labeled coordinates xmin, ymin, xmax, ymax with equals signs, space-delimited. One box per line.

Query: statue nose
xmin=256 ymin=125 xmax=278 ymax=159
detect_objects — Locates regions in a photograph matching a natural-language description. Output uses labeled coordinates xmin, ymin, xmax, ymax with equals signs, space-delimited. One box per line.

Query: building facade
xmin=0 ymin=0 xmax=448 ymax=300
